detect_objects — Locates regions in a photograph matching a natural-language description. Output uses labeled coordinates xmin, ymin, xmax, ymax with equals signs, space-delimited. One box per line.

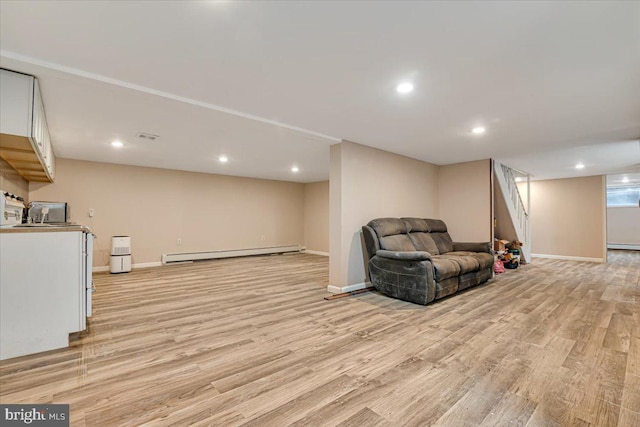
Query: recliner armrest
xmin=453 ymin=242 xmax=492 ymax=254
xmin=376 ymin=250 xmax=432 ymax=261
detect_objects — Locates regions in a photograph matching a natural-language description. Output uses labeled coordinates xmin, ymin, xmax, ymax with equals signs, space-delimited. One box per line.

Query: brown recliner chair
xmin=362 ymin=218 xmax=493 ymax=305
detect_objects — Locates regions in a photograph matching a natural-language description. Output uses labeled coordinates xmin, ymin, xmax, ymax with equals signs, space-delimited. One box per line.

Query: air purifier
xmin=110 ymin=236 xmax=132 ymax=273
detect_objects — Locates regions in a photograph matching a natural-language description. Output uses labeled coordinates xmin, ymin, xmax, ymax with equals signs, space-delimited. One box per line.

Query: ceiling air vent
xmin=136 ymin=132 xmax=159 ymax=141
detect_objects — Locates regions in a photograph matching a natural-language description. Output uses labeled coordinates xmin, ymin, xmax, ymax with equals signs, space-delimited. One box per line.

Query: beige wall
xmin=0 ymin=159 xmax=29 ymax=201
xmin=529 ymin=175 xmax=606 ymax=260
xmin=329 ymin=141 xmax=440 ymax=287
xmin=29 ymin=159 xmax=305 ymax=267
xmin=439 ymin=160 xmax=492 ymax=242
xmin=303 ymin=181 xmax=329 ymax=253
xmin=607 ymin=207 xmax=640 ymax=246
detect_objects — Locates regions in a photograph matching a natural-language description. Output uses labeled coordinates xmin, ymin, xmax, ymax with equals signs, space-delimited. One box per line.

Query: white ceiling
xmin=1 ymin=1 xmax=639 ymax=182
xmin=0 ymin=58 xmax=333 ymax=183
xmin=607 ymin=172 xmax=640 ymax=187
xmin=498 ymin=140 xmax=640 ymax=181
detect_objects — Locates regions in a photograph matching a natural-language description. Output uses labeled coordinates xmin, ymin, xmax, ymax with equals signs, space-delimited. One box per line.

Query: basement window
xmin=607 ymin=186 xmax=640 ymax=207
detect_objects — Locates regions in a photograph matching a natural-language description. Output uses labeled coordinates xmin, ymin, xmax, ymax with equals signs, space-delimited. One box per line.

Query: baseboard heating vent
xmin=161 ymin=245 xmax=302 ymax=264
xmin=607 ymin=244 xmax=640 ymax=251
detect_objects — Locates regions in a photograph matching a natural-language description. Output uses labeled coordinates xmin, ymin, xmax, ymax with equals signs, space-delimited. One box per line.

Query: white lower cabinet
xmin=0 ymin=231 xmax=89 ymax=360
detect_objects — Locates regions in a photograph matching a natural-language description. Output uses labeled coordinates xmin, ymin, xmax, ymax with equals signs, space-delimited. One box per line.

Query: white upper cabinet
xmin=0 ymin=69 xmax=56 ymax=182
xmin=0 ymin=70 xmax=34 ymax=137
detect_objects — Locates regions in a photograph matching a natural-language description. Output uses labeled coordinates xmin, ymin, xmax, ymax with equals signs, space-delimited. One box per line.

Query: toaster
xmin=1 ymin=191 xmax=25 ymax=226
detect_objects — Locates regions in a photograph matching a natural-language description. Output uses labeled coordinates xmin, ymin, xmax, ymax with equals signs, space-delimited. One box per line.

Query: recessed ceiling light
xmin=218 ymin=155 xmax=228 ymax=163
xmin=575 ymin=163 xmax=585 ymax=169
xmin=622 ymin=176 xmax=629 ymax=183
xmin=291 ymin=166 xmax=299 ymax=173
xmin=396 ymin=82 xmax=414 ymax=94
xmin=472 ymin=127 xmax=486 ymax=135
xmin=111 ymin=140 xmax=123 ymax=148
xmin=515 ymin=177 xmax=523 ymax=182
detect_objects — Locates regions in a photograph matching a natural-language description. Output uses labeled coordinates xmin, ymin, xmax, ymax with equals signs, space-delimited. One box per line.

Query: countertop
xmin=0 ymin=224 xmax=93 ymax=234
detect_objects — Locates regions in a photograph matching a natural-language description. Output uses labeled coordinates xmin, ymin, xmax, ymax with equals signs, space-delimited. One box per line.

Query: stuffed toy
xmin=506 ymin=240 xmax=523 ymax=251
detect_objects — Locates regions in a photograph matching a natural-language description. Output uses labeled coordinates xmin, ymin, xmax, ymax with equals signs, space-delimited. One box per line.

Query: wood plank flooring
xmin=1 ymin=250 xmax=638 ymax=426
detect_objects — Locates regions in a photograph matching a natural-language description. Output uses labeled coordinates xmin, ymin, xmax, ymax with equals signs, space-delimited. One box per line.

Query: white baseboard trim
xmin=531 ymin=253 xmax=604 ymax=263
xmin=303 ymin=250 xmax=329 ymax=256
xmin=607 ymin=244 xmax=640 ymax=251
xmin=93 ymin=261 xmax=163 ymax=273
xmin=327 ymin=282 xmax=369 ymax=294
xmin=134 ymin=262 xmax=164 ymax=269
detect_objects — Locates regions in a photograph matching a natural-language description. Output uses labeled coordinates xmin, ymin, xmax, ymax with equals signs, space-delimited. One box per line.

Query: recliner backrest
xmin=364 ymin=217 xmax=454 ymax=256
xmin=402 ymin=218 xmax=440 ymax=255
xmin=424 ymin=219 xmax=454 ymax=253
xmin=367 ymin=218 xmax=416 ymax=252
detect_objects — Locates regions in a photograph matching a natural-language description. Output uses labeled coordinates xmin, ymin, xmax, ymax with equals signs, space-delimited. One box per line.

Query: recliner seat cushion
xmin=447 ymin=251 xmax=493 ymax=270
xmin=440 ymin=254 xmax=480 ymax=274
xmin=431 ymin=256 xmax=461 ymax=281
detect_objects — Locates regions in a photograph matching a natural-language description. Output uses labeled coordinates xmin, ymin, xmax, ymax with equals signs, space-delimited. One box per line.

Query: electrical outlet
xmin=261 ymin=235 xmax=266 ymax=241
xmin=88 ymin=208 xmax=94 ymax=217
xmin=177 ymin=238 xmax=182 ymax=246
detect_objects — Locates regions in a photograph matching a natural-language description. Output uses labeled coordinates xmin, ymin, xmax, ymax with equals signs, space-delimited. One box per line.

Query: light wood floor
xmin=1 ymin=251 xmax=638 ymax=426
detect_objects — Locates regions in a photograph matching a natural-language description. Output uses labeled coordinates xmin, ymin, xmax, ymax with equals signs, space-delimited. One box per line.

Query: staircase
xmin=494 ymin=160 xmax=531 ymax=263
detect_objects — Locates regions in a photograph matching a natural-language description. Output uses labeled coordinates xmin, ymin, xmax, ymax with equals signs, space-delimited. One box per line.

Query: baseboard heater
xmin=607 ymin=244 xmax=640 ymax=251
xmin=161 ymin=245 xmax=302 ymax=264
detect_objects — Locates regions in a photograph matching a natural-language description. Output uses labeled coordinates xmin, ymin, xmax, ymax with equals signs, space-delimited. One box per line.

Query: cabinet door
xmin=0 ymin=231 xmax=84 ymax=360
xmin=48 ymin=151 xmax=56 ymax=179
xmin=0 ymin=70 xmax=33 ymax=137
xmin=32 ymin=80 xmax=45 ymax=156
xmin=42 ymin=120 xmax=50 ymax=165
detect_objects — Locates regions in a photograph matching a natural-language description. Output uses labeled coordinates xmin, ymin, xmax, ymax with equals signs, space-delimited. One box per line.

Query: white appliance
xmin=1 ymin=190 xmax=25 ymax=226
xmin=110 ymin=236 xmax=132 ymax=273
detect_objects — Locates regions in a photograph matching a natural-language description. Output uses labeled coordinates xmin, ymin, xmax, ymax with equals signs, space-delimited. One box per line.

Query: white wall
xmin=607 ymin=207 xmax=640 ymax=247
